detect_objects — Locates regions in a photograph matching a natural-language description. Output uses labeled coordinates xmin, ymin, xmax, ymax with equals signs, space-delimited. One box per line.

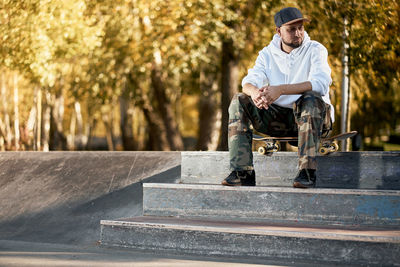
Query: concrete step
xmin=100 ymin=216 xmax=400 ymax=266
xmin=143 ymin=183 xmax=400 ymax=226
xmin=181 ymin=151 xmax=400 ymax=189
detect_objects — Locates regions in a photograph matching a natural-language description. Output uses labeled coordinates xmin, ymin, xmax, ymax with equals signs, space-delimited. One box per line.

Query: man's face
xmin=277 ymin=21 xmax=305 ymax=49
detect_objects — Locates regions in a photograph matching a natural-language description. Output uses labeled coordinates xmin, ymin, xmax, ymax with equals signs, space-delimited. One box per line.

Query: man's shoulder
xmin=256 ymin=45 xmax=272 ymax=60
xmin=307 ymin=40 xmax=328 ymax=52
xmin=260 ymin=45 xmax=271 ymax=53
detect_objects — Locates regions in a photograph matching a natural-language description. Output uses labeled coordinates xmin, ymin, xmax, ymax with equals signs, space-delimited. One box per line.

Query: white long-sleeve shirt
xmin=242 ymin=32 xmax=334 ymax=121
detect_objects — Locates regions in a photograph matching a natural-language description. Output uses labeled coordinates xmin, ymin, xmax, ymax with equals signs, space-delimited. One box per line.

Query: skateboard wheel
xmin=272 ymin=142 xmax=281 ymax=152
xmin=258 ymin=146 xmax=266 ymax=155
xmin=319 ymin=147 xmax=329 ymax=155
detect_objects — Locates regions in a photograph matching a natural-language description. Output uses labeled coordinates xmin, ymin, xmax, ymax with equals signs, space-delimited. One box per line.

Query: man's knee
xmin=296 ymin=91 xmax=325 ymax=113
xmin=300 ymin=91 xmax=323 ymax=105
xmin=294 ymin=91 xmax=326 ymax=125
xmin=229 ymin=93 xmax=251 ymax=115
xmin=304 ymin=91 xmax=321 ymax=97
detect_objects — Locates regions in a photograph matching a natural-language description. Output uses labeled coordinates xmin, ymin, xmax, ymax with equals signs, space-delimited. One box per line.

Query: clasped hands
xmin=251 ymin=85 xmax=282 ymax=110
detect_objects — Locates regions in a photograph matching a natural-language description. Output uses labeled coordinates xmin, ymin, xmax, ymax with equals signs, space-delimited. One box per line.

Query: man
xmin=222 ymin=7 xmax=333 ymax=188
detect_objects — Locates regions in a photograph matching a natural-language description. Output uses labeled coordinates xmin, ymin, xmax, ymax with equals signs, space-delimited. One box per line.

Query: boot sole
xmin=221 ymin=181 xmax=255 ymax=186
xmin=221 ymin=181 xmax=242 ymax=186
xmin=293 ymin=181 xmax=315 ymax=189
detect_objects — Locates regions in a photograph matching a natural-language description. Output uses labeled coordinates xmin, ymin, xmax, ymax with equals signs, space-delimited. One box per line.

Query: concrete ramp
xmin=0 ymin=152 xmax=181 ymax=245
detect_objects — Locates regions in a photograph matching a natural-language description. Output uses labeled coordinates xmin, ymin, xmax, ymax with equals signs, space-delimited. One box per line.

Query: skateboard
xmin=253 ymin=131 xmax=358 ymax=155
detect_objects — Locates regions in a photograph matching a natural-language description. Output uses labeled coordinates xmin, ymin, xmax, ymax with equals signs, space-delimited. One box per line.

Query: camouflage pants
xmin=228 ymin=91 xmax=332 ymax=171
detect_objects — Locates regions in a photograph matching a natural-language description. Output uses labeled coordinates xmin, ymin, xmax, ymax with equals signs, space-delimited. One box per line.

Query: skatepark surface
xmin=0 ymin=240 xmax=292 ymax=267
xmin=0 ymin=151 xmax=323 ymax=267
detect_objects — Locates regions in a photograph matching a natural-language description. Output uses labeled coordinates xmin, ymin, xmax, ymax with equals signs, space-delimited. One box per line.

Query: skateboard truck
xmin=318 ymin=141 xmax=339 ymax=155
xmin=257 ymin=141 xmax=280 ymax=155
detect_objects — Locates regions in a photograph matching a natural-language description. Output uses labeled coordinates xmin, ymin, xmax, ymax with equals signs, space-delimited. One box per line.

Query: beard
xmin=282 ymin=38 xmax=303 ymax=48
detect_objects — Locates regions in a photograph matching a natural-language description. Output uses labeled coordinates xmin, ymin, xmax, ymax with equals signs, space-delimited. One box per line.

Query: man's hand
xmin=260 ymin=85 xmax=282 ymax=106
xmin=243 ymin=83 xmax=269 ymax=109
xmin=250 ymin=89 xmax=269 ymax=110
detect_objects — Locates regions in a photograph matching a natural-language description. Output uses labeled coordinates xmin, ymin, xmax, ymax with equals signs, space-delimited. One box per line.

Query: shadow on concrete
xmin=316 ymin=152 xmax=400 ymax=190
xmin=0 ymin=166 xmax=180 ymax=245
xmin=378 ymin=152 xmax=400 ymax=190
xmin=0 ymin=239 xmax=339 ymax=267
xmin=316 ymin=152 xmax=360 ymax=189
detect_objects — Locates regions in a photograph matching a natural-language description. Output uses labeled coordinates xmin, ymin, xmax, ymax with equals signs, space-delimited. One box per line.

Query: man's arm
xmin=308 ymin=45 xmax=332 ymax=96
xmin=262 ymin=81 xmax=312 ymax=106
xmin=274 ymin=81 xmax=312 ymax=95
xmin=242 ymin=83 xmax=260 ymax=98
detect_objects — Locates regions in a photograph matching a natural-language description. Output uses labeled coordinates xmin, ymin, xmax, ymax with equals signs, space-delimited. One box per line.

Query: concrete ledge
xmin=181 ymin=151 xmax=400 ymax=189
xmin=100 ymin=216 xmax=400 ymax=266
xmin=101 ymin=216 xmax=400 ymax=242
xmin=143 ymin=183 xmax=400 ymax=226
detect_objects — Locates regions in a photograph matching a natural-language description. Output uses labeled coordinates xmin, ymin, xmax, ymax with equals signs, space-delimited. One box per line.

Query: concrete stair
xmin=142 ymin=183 xmax=400 ymax=226
xmin=100 ymin=152 xmax=400 ymax=265
xmin=181 ymin=151 xmax=400 ymax=189
xmin=101 ymin=216 xmax=400 ymax=266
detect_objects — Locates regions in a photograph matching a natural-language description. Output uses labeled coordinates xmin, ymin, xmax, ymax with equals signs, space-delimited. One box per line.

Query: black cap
xmin=274 ymin=7 xmax=310 ymax=27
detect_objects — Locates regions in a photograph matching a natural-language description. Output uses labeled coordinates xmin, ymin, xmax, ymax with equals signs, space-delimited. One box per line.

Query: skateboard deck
xmin=253 ymin=131 xmax=358 ymax=155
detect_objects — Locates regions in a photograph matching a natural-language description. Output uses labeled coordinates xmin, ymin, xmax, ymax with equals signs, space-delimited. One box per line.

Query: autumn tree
xmin=298 ymin=0 xmax=400 ymax=143
xmin=0 ymin=0 xmax=399 ymax=152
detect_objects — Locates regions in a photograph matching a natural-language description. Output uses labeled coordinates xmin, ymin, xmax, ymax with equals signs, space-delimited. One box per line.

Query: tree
xmin=298 ymin=0 xmax=400 ymax=141
xmin=1 ymin=0 xmax=399 ymax=152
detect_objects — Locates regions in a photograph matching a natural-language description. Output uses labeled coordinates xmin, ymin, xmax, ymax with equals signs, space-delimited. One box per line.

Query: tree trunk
xmin=151 ymin=52 xmax=184 ymax=151
xmin=49 ymin=91 xmax=67 ymax=150
xmin=74 ymin=101 xmax=86 ymax=150
xmin=133 ymin=107 xmax=147 ymax=150
xmin=0 ymin=73 xmax=5 ymax=150
xmin=69 ymin=105 xmax=76 ymax=150
xmin=196 ymin=66 xmax=220 ymax=151
xmin=217 ymin=40 xmax=239 ymax=151
xmin=13 ymin=73 xmax=20 ymax=150
xmin=85 ymin=117 xmax=96 ymax=150
xmin=142 ymin=105 xmax=169 ymax=151
xmin=137 ymin=15 xmax=179 ymax=150
xmin=102 ymin=110 xmax=115 ymax=151
xmin=119 ymin=94 xmax=136 ymax=150
xmin=34 ymin=86 xmax=42 ymax=151
xmin=43 ymin=92 xmax=51 ymax=152
xmin=0 ymin=116 xmax=5 ymax=151
xmin=25 ymin=105 xmax=36 ymax=150
xmin=139 ymin=92 xmax=170 ymax=151
xmin=1 ymin=72 xmax=12 ymax=149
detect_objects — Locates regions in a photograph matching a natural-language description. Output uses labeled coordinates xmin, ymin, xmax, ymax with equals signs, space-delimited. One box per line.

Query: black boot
xmin=222 ymin=170 xmax=255 ymax=186
xmin=293 ymin=169 xmax=316 ymax=188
